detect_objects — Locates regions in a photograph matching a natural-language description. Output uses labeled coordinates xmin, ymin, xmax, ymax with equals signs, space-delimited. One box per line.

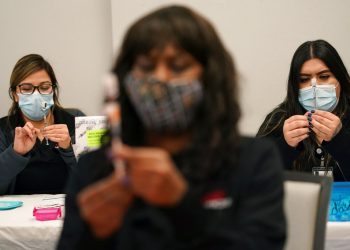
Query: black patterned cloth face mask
xmin=124 ymin=73 xmax=203 ymax=133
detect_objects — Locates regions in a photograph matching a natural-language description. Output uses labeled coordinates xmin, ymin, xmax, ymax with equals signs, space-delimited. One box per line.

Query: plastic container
xmin=328 ymin=182 xmax=350 ymax=221
xmin=33 ymin=207 xmax=62 ymax=221
xmin=0 ymin=201 xmax=23 ymax=210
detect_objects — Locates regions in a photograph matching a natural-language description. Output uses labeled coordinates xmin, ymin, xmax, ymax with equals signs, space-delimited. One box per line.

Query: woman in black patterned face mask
xmin=58 ymin=5 xmax=286 ymax=250
xmin=124 ymin=45 xmax=203 ymax=134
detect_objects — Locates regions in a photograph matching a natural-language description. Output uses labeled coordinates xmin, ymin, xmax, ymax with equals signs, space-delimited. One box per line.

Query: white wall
xmin=0 ymin=0 xmax=113 ymax=117
xmin=111 ymin=0 xmax=350 ymax=135
xmin=1 ymin=0 xmax=350 ymax=135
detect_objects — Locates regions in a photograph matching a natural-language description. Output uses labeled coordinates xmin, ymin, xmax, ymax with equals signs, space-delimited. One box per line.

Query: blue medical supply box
xmin=329 ymin=182 xmax=350 ymax=221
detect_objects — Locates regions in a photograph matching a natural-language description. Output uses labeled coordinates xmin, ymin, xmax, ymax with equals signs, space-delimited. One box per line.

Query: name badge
xmin=312 ymin=167 xmax=333 ymax=177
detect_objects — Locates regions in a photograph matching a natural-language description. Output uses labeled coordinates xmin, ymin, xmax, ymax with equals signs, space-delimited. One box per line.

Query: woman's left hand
xmin=116 ymin=144 xmax=188 ymax=206
xmin=309 ymin=110 xmax=342 ymax=143
xmin=43 ymin=124 xmax=71 ymax=149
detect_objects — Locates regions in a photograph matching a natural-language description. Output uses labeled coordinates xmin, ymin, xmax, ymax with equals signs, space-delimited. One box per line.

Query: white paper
xmin=35 ymin=195 xmax=65 ymax=209
xmin=74 ymin=116 xmax=108 ymax=158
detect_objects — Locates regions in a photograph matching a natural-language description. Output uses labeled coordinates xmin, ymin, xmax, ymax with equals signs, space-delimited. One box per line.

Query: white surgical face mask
xmin=298 ymin=79 xmax=338 ymax=112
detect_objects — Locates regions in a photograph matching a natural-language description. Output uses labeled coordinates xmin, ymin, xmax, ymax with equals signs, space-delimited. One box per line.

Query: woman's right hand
xmin=283 ymin=115 xmax=310 ymax=147
xmin=13 ymin=122 xmax=38 ymax=155
xmin=77 ymin=169 xmax=134 ymax=238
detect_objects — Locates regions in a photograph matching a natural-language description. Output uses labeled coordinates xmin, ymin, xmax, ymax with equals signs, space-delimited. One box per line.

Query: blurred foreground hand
xmin=77 ymin=167 xmax=133 ymax=238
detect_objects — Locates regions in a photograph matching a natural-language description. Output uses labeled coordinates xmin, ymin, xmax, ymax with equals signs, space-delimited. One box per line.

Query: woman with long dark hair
xmin=58 ymin=5 xmax=285 ymax=249
xmin=257 ymin=39 xmax=350 ymax=181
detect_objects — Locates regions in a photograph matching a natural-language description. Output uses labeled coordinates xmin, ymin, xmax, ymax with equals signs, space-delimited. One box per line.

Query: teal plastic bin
xmin=329 ymin=182 xmax=350 ymax=221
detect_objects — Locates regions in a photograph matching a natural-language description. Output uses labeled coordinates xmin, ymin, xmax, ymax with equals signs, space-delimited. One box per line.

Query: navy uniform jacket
xmin=58 ymin=137 xmax=286 ymax=250
xmin=0 ymin=107 xmax=78 ymax=194
xmin=257 ymin=110 xmax=350 ymax=181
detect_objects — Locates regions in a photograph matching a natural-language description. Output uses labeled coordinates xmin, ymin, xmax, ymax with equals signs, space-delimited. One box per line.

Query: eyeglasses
xmin=17 ymin=82 xmax=56 ymax=95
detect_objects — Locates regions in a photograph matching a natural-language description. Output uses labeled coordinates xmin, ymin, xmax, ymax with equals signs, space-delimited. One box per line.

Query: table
xmin=0 ymin=194 xmax=64 ymax=250
xmin=326 ymin=221 xmax=350 ymax=250
xmin=0 ymin=195 xmax=349 ymax=250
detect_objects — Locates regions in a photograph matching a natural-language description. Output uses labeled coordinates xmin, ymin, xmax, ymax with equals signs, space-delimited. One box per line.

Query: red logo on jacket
xmin=201 ymin=190 xmax=233 ymax=209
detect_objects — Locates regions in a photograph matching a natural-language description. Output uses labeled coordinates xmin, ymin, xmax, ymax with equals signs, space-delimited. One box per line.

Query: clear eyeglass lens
xmin=39 ymin=84 xmax=53 ymax=94
xmin=19 ymin=84 xmax=34 ymax=94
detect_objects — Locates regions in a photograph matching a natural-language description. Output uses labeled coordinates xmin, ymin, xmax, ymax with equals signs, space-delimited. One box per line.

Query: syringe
xmin=311 ymin=77 xmax=317 ymax=110
xmin=41 ymin=101 xmax=49 ymax=145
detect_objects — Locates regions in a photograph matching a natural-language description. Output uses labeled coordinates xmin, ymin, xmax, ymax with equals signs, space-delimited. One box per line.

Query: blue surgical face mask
xmin=298 ymin=83 xmax=338 ymax=112
xmin=18 ymin=91 xmax=54 ymax=121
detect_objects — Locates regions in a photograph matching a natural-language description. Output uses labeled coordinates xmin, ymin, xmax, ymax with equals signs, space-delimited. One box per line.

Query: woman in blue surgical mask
xmin=58 ymin=5 xmax=285 ymax=250
xmin=0 ymin=54 xmax=82 ymax=195
xmin=257 ymin=40 xmax=350 ymax=181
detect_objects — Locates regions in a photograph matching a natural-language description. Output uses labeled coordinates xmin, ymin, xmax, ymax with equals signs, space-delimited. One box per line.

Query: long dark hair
xmin=257 ymin=39 xmax=350 ymax=170
xmin=113 ymin=5 xmax=241 ymax=181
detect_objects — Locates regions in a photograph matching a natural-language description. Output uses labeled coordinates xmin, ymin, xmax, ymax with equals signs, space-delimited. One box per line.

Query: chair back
xmin=65 ymin=108 xmax=85 ymax=116
xmin=284 ymin=171 xmax=332 ymax=250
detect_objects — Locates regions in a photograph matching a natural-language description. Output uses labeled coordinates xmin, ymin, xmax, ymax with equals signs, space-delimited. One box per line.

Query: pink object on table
xmin=33 ymin=207 xmax=62 ymax=221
